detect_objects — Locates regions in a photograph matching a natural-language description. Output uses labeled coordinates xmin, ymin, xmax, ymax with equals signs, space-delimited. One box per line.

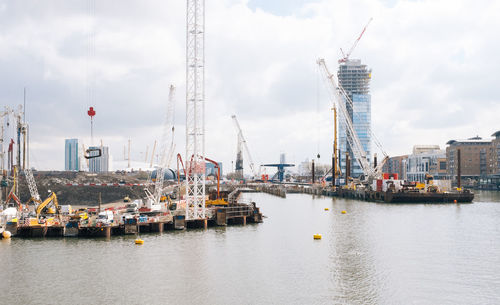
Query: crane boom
xmin=35 ymin=192 xmax=59 ymax=219
xmin=24 ymin=167 xmax=40 ymax=202
xmin=318 ymin=58 xmax=385 ymax=180
xmin=339 ymin=17 xmax=373 ymax=64
xmin=148 ymin=85 xmax=176 ymax=207
xmin=231 ymin=115 xmax=258 ymax=177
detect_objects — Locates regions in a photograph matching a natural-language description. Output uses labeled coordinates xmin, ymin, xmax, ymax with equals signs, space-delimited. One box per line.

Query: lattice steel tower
xmin=185 ymin=0 xmax=206 ymax=220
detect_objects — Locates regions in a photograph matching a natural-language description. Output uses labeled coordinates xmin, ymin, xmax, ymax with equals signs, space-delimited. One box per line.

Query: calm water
xmin=1 ymin=191 xmax=500 ymax=305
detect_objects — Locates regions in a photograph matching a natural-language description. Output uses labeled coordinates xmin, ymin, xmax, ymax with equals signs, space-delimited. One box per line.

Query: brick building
xmin=382 ymin=155 xmax=408 ymax=179
xmin=446 ymin=137 xmax=495 ymax=179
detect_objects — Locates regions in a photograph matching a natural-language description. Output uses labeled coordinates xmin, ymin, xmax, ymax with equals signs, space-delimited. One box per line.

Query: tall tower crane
xmin=339 ymin=17 xmax=373 ymax=64
xmin=185 ymin=0 xmax=206 ymax=220
xmin=231 ymin=115 xmax=258 ymax=178
xmin=317 ymin=58 xmax=387 ymax=181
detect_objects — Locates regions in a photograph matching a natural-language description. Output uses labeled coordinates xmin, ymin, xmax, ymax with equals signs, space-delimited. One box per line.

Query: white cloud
xmin=0 ymin=0 xmax=498 ymax=174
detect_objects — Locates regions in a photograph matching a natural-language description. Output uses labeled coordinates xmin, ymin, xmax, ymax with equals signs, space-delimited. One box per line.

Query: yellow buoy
xmin=341 ymin=210 xmax=347 ymax=214
xmin=313 ymin=234 xmax=322 ymax=240
xmin=135 ymin=239 xmax=144 ymax=245
xmin=324 ymin=208 xmax=329 ymax=211
xmin=2 ymin=231 xmax=12 ymax=239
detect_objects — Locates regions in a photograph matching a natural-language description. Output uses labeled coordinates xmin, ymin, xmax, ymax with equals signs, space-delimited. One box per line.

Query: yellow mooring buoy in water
xmin=2 ymin=231 xmax=12 ymax=239
xmin=324 ymin=208 xmax=329 ymax=211
xmin=313 ymin=234 xmax=322 ymax=240
xmin=135 ymin=239 xmax=144 ymax=245
xmin=341 ymin=210 xmax=347 ymax=214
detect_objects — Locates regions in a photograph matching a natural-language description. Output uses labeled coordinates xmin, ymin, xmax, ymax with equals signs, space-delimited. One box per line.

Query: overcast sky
xmin=0 ymin=0 xmax=499 ymax=174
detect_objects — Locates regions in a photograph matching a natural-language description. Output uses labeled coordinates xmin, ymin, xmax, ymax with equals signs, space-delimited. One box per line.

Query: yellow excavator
xmin=35 ymin=191 xmax=60 ymax=220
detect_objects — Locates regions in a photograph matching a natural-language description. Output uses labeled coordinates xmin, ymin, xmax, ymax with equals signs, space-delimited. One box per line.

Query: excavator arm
xmin=204 ymin=157 xmax=221 ymax=199
xmin=36 ymin=192 xmax=59 ymax=219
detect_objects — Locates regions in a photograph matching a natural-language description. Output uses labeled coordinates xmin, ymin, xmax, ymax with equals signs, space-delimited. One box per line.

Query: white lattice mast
xmin=185 ymin=0 xmax=205 ymax=220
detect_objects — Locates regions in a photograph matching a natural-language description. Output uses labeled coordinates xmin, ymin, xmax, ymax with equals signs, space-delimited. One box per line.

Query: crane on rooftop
xmin=339 ymin=17 xmax=373 ymax=64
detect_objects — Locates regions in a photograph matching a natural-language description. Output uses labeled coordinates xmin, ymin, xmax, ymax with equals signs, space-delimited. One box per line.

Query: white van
xmin=96 ymin=210 xmax=114 ymax=225
xmin=126 ymin=200 xmax=141 ymax=213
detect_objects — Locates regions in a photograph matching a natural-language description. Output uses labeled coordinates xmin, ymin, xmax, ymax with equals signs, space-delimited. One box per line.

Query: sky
xmin=0 ymin=0 xmax=499 ymax=174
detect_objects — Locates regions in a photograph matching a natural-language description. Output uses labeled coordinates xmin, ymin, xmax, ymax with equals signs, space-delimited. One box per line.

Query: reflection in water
xmin=329 ymin=198 xmax=380 ymax=304
xmin=0 ymin=191 xmax=500 ymax=304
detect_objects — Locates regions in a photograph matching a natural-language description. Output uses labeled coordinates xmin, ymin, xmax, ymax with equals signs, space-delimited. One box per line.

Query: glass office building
xmin=89 ymin=146 xmax=109 ymax=173
xmin=337 ymin=59 xmax=372 ymax=178
xmin=65 ymin=139 xmax=79 ymax=171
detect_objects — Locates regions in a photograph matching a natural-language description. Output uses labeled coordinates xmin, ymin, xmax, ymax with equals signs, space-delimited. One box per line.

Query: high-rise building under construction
xmin=337 ymin=59 xmax=371 ymax=178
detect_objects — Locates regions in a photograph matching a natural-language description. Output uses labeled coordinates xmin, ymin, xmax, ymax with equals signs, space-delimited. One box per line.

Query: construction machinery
xmin=185 ymin=0 xmax=206 ymax=220
xmin=35 ymin=191 xmax=60 ymax=220
xmin=24 ymin=167 xmax=41 ymax=205
xmin=205 ymin=157 xmax=228 ymax=206
xmin=4 ymin=167 xmax=23 ymax=210
xmin=231 ymin=114 xmax=258 ymax=179
xmin=144 ymin=84 xmax=176 ymax=211
xmin=317 ymin=58 xmax=388 ymax=183
xmin=339 ymin=18 xmax=373 ymax=64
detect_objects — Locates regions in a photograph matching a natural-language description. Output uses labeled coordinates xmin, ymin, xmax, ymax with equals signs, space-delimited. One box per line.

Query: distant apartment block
xmin=480 ymin=131 xmax=500 ymax=189
xmin=382 ymin=155 xmax=408 ymax=179
xmin=446 ymin=137 xmax=494 ymax=178
xmin=405 ymin=145 xmax=446 ymax=182
xmin=447 ymin=132 xmax=500 ymax=188
xmin=492 ymin=131 xmax=500 ymax=175
xmin=88 ymin=146 xmax=109 ymax=173
xmin=64 ymin=139 xmax=79 ymax=171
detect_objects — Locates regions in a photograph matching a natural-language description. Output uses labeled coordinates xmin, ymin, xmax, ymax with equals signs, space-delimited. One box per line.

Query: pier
xmin=6 ymin=202 xmax=263 ymax=239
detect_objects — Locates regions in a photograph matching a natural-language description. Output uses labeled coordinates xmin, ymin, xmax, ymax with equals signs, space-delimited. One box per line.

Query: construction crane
xmin=235 ymin=132 xmax=243 ymax=179
xmin=231 ymin=115 xmax=258 ymax=178
xmin=317 ymin=58 xmax=387 ymax=181
xmin=4 ymin=167 xmax=22 ymax=210
xmin=24 ymin=168 xmax=41 ymax=204
xmin=35 ymin=191 xmax=60 ymax=220
xmin=204 ymin=157 xmax=221 ymax=200
xmin=145 ymin=85 xmax=176 ymax=210
xmin=339 ymin=17 xmax=373 ymax=64
xmin=185 ymin=0 xmax=206 ymax=219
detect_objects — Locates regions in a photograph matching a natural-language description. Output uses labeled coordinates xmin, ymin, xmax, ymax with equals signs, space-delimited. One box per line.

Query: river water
xmin=1 ymin=191 xmax=500 ymax=305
